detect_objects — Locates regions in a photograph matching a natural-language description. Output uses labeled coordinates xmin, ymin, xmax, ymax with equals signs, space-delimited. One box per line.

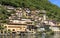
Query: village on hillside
xmin=0 ymin=5 xmax=60 ymax=35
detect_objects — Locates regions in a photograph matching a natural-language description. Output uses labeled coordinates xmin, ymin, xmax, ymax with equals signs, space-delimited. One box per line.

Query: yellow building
xmin=4 ymin=24 xmax=27 ymax=34
xmin=2 ymin=8 xmax=37 ymax=34
xmin=3 ymin=19 xmax=36 ymax=34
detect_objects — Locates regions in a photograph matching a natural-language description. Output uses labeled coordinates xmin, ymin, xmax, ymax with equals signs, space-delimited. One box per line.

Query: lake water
xmin=0 ymin=32 xmax=60 ymax=38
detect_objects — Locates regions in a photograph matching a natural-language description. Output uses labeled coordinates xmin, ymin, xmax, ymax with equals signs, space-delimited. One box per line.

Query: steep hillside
xmin=0 ymin=0 xmax=60 ymax=22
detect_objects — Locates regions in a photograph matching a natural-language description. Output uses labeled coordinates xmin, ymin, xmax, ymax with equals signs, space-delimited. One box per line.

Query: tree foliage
xmin=0 ymin=0 xmax=60 ymax=22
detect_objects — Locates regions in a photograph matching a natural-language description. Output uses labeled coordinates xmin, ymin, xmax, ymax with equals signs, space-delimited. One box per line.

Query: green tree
xmin=0 ymin=0 xmax=60 ymax=21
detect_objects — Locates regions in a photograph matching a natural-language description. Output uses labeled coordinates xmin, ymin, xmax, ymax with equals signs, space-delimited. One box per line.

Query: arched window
xmin=8 ymin=29 xmax=11 ymax=31
xmin=13 ymin=29 xmax=15 ymax=31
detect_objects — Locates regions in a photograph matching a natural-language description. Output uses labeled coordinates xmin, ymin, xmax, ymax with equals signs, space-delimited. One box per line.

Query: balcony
xmin=27 ymin=22 xmax=34 ymax=25
xmin=8 ymin=20 xmax=27 ymax=25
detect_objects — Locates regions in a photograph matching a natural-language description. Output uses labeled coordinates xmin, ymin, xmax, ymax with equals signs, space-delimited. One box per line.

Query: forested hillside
xmin=0 ymin=0 xmax=60 ymax=22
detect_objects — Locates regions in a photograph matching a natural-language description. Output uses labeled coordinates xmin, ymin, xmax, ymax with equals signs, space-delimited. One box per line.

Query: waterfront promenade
xmin=0 ymin=32 xmax=60 ymax=38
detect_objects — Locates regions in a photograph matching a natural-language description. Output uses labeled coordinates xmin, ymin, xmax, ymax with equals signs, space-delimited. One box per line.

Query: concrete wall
xmin=49 ymin=27 xmax=60 ymax=31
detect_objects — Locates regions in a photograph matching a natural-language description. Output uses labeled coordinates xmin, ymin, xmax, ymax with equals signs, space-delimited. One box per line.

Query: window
xmin=5 ymin=26 xmax=7 ymax=28
xmin=27 ymin=22 xmax=32 ymax=24
xmin=8 ymin=29 xmax=11 ymax=31
xmin=1 ymin=31 xmax=3 ymax=33
xmin=13 ymin=29 xmax=15 ymax=31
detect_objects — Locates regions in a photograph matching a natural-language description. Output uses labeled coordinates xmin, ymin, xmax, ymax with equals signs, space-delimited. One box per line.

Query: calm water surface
xmin=0 ymin=32 xmax=60 ymax=38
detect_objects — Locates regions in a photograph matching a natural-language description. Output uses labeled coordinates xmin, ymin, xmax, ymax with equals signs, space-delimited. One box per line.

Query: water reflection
xmin=0 ymin=32 xmax=60 ymax=38
xmin=53 ymin=32 xmax=60 ymax=38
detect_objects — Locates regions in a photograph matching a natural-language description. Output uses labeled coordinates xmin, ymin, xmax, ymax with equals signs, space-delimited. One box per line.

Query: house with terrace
xmin=3 ymin=8 xmax=37 ymax=34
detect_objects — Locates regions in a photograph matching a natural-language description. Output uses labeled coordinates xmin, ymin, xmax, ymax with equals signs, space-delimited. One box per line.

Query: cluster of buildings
xmin=0 ymin=5 xmax=60 ymax=34
xmin=3 ymin=7 xmax=37 ymax=34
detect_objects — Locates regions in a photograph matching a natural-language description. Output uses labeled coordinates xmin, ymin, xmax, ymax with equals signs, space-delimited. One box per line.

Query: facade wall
xmin=49 ymin=27 xmax=60 ymax=31
xmin=4 ymin=24 xmax=27 ymax=32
